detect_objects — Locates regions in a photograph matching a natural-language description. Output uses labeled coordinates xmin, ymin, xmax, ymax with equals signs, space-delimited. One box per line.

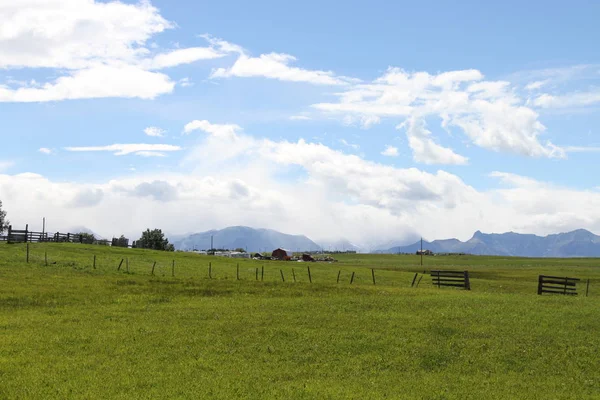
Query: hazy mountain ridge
xmin=381 ymin=229 xmax=600 ymax=257
xmin=173 ymin=226 xmax=322 ymax=252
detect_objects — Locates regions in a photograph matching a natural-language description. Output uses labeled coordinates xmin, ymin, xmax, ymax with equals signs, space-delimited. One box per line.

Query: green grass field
xmin=1 ymin=242 xmax=599 ymax=399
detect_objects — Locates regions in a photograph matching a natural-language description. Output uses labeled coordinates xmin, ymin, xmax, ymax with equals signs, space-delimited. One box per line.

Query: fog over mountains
xmin=383 ymin=229 xmax=600 ymax=257
xmin=173 ymin=226 xmax=322 ymax=252
xmin=171 ymin=226 xmax=600 ymax=257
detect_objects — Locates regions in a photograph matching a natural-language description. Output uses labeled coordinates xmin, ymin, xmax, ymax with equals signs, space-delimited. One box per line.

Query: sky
xmin=1 ymin=0 xmax=600 ymax=249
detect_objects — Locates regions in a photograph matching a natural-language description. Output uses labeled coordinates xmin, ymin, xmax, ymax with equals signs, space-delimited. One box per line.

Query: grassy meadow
xmin=1 ymin=242 xmax=599 ymax=399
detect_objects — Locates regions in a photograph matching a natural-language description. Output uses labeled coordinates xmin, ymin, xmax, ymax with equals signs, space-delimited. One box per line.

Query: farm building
xmin=301 ymin=253 xmax=315 ymax=262
xmin=416 ymin=249 xmax=434 ymax=256
xmin=271 ymin=248 xmax=293 ymax=260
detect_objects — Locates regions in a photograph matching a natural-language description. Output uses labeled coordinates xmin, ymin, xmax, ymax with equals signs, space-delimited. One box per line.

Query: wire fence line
xmin=5 ymin=242 xmax=596 ymax=297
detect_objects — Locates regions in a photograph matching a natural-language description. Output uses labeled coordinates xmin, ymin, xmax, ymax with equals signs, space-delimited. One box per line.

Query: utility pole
xmin=211 ymin=235 xmax=213 ymax=251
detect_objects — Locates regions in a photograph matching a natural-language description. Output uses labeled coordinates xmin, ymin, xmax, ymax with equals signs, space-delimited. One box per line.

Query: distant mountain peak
xmin=378 ymin=228 xmax=600 ymax=257
xmin=173 ymin=226 xmax=321 ymax=252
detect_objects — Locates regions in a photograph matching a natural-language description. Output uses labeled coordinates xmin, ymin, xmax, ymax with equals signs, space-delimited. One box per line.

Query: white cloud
xmin=533 ymin=90 xmax=600 ymax=109
xmin=211 ymin=53 xmax=353 ymax=85
xmin=178 ymin=77 xmax=193 ymax=87
xmin=183 ymin=120 xmax=242 ymax=138
xmin=146 ymin=47 xmax=226 ymax=69
xmin=381 ymin=145 xmax=399 ymax=157
xmin=0 ymin=0 xmax=172 ymax=70
xmin=289 ymin=115 xmax=311 ymax=121
xmin=144 ymin=127 xmax=166 ymax=137
xmin=38 ymin=148 xmax=53 ymax=155
xmin=3 ymin=121 xmax=600 ymax=246
xmin=313 ymin=67 xmax=563 ymax=159
xmin=525 ymin=80 xmax=548 ymax=91
xmin=64 ymin=144 xmax=182 ymax=156
xmin=135 ymin=151 xmax=167 ymax=157
xmin=400 ymin=118 xmax=468 ymax=165
xmin=0 ymin=2 xmax=235 ymax=102
xmin=0 ymin=65 xmax=175 ymax=102
xmin=339 ymin=139 xmax=359 ymax=150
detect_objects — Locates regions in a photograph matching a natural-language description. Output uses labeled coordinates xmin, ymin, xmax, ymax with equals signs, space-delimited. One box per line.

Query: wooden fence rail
xmin=537 ymin=275 xmax=579 ymax=295
xmin=4 ymin=225 xmax=116 ymax=246
xmin=430 ymin=270 xmax=471 ymax=290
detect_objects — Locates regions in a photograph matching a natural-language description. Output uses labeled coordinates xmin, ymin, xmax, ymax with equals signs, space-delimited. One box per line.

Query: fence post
xmin=337 ymin=270 xmax=341 ymax=283
xmin=261 ymin=266 xmax=264 ymax=281
xmin=151 ymin=261 xmax=156 ymax=276
xmin=464 ymin=271 xmax=471 ymax=291
xmin=209 ymin=262 xmax=212 ymax=279
xmin=172 ymin=260 xmax=175 ymax=277
xmin=25 ymin=224 xmax=28 ymax=243
xmin=93 ymin=255 xmax=96 ymax=269
xmin=307 ymin=266 xmax=312 ymax=283
xmin=7 ymin=225 xmax=12 ymax=244
xmin=292 ymin=268 xmax=296 ymax=282
xmin=280 ymin=269 xmax=285 ymax=282
xmin=350 ymin=271 xmax=355 ymax=284
xmin=586 ymin=279 xmax=590 ymax=297
xmin=411 ymin=273 xmax=418 ymax=287
xmin=371 ymin=268 xmax=376 ymax=285
xmin=117 ymin=259 xmax=124 ymax=271
xmin=537 ymin=275 xmax=543 ymax=295
xmin=67 ymin=233 xmax=70 ymax=242
xmin=236 ymin=263 xmax=240 ymax=280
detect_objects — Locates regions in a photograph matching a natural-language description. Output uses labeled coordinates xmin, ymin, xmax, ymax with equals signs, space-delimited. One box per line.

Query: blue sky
xmin=1 ymin=0 xmax=600 ymax=247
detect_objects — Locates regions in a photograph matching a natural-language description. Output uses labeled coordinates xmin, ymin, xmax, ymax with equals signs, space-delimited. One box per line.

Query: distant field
xmin=1 ymin=243 xmax=599 ymax=399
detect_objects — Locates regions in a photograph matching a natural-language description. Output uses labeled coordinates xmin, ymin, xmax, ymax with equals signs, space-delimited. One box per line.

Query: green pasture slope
xmin=1 ymin=243 xmax=599 ymax=399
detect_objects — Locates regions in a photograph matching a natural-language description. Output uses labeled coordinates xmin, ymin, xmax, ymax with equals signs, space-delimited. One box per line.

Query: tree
xmin=135 ymin=229 xmax=174 ymax=251
xmin=112 ymin=235 xmax=129 ymax=248
xmin=0 ymin=200 xmax=9 ymax=235
xmin=78 ymin=232 xmax=95 ymax=244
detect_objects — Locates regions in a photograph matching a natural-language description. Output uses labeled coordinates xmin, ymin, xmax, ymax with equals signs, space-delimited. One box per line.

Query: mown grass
xmin=1 ymin=243 xmax=599 ymax=399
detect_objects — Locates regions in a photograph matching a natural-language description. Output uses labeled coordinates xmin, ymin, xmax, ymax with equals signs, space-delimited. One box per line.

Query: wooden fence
xmin=537 ymin=275 xmax=579 ymax=296
xmin=4 ymin=225 xmax=113 ymax=246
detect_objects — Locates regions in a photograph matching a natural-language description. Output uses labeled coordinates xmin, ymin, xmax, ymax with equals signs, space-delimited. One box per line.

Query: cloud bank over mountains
xmin=1 ymin=0 xmax=600 ymax=246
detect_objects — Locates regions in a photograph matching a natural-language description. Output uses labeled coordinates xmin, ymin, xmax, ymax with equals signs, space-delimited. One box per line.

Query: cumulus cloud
xmin=0 ymin=1 xmax=234 ymax=102
xmin=64 ymin=144 xmax=182 ymax=156
xmin=313 ymin=67 xmax=563 ymax=159
xmin=69 ymin=188 xmax=104 ymax=208
xmin=3 ymin=120 xmax=600 ymax=246
xmin=400 ymin=118 xmax=468 ymax=165
xmin=131 ymin=181 xmax=178 ymax=202
xmin=38 ymin=148 xmax=53 ymax=155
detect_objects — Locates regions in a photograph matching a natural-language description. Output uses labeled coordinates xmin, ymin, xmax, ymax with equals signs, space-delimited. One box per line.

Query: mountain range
xmin=173 ymin=226 xmax=322 ymax=252
xmin=382 ymin=229 xmax=600 ymax=257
